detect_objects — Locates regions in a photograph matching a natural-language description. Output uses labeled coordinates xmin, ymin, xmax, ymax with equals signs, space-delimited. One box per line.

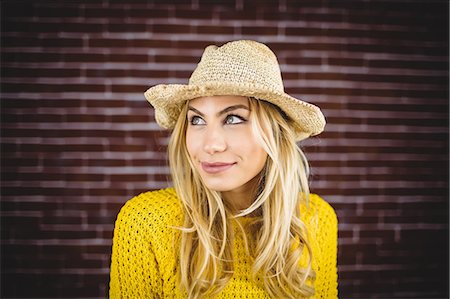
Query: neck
xmin=222 ymin=190 xmax=253 ymax=212
xmin=221 ymin=175 xmax=261 ymax=213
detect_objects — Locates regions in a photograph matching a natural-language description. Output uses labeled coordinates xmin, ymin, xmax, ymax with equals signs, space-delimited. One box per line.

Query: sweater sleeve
xmin=109 ymin=195 xmax=163 ymax=298
xmin=311 ymin=194 xmax=339 ymax=299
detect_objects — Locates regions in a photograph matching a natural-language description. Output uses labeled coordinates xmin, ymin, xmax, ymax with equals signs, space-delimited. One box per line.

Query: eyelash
xmin=189 ymin=115 xmax=204 ymax=125
xmin=188 ymin=114 xmax=247 ymax=126
xmin=224 ymin=114 xmax=247 ymax=124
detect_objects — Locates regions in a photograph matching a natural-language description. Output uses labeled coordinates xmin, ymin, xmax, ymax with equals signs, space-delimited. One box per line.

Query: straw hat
xmin=144 ymin=40 xmax=325 ymax=141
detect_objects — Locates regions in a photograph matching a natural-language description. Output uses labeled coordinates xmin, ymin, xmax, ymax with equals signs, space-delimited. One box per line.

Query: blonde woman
xmin=109 ymin=40 xmax=338 ymax=298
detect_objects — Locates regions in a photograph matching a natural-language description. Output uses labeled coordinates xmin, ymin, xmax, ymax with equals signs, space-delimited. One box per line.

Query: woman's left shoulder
xmin=308 ymin=193 xmax=338 ymax=225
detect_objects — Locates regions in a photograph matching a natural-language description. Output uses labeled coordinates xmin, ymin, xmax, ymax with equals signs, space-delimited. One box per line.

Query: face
xmin=185 ymin=95 xmax=268 ymax=195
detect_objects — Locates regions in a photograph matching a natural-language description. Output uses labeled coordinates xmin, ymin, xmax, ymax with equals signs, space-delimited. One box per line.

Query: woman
xmin=109 ymin=40 xmax=338 ymax=298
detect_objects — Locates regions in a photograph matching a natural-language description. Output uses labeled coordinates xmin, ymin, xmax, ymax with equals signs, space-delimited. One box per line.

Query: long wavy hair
xmin=168 ymin=97 xmax=315 ymax=298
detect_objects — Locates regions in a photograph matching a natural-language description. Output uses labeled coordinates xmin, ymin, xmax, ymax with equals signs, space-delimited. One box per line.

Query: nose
xmin=203 ymin=126 xmax=227 ymax=155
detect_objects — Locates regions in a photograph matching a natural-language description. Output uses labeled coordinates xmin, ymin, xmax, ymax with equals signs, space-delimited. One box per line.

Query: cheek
xmin=185 ymin=130 xmax=196 ymax=158
xmin=185 ymin=130 xmax=205 ymax=165
xmin=234 ymin=132 xmax=267 ymax=163
xmin=253 ymin=146 xmax=268 ymax=167
xmin=248 ymin=132 xmax=268 ymax=167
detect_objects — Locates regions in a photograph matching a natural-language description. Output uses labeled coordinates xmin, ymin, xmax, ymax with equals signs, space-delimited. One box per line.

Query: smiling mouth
xmin=201 ymin=162 xmax=236 ymax=174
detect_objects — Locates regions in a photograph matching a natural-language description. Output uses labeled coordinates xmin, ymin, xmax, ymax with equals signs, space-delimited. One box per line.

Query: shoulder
xmin=115 ymin=187 xmax=184 ymax=230
xmin=303 ymin=194 xmax=338 ymax=263
xmin=302 ymin=193 xmax=338 ymax=237
xmin=309 ymin=193 xmax=338 ymax=225
xmin=307 ymin=195 xmax=339 ymax=298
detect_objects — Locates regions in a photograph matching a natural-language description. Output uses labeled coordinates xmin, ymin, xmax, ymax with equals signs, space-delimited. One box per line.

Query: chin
xmin=201 ymin=179 xmax=236 ymax=192
xmin=204 ymin=184 xmax=234 ymax=192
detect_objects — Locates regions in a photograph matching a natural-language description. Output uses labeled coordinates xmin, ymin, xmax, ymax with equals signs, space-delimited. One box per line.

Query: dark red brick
xmin=153 ymin=24 xmax=193 ymax=34
xmin=197 ymin=25 xmax=235 ymax=35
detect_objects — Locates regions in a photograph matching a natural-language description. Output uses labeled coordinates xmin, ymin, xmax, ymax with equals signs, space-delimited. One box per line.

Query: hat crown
xmin=189 ymin=40 xmax=284 ymax=92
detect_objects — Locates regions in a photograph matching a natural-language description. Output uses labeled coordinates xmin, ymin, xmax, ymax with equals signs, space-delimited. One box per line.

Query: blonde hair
xmin=168 ymin=97 xmax=315 ymax=298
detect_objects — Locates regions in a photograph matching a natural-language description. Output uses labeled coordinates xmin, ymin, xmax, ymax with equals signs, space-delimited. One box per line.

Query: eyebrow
xmin=187 ymin=104 xmax=250 ymax=117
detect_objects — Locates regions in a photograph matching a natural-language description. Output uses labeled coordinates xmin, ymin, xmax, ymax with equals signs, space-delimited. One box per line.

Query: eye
xmin=224 ymin=114 xmax=246 ymax=125
xmin=189 ymin=115 xmax=205 ymax=126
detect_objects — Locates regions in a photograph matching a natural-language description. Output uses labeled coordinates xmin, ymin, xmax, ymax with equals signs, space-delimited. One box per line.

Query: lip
xmin=201 ymin=162 xmax=236 ymax=174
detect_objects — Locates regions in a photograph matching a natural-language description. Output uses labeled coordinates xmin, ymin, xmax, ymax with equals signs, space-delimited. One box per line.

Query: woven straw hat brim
xmin=145 ymin=81 xmax=325 ymax=141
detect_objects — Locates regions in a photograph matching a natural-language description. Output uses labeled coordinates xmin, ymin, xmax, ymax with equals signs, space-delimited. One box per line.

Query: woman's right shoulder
xmin=116 ymin=187 xmax=184 ymax=227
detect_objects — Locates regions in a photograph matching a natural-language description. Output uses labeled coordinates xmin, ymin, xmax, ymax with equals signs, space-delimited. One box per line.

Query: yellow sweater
xmin=110 ymin=188 xmax=338 ymax=298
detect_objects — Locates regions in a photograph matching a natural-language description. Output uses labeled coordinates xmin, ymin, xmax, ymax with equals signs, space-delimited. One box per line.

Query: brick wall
xmin=1 ymin=1 xmax=448 ymax=298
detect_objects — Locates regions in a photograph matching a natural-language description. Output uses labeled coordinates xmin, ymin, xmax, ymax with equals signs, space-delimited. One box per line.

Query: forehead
xmin=188 ymin=95 xmax=249 ymax=109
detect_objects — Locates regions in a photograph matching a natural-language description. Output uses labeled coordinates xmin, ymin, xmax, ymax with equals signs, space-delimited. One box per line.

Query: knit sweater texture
xmin=109 ymin=188 xmax=338 ymax=298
